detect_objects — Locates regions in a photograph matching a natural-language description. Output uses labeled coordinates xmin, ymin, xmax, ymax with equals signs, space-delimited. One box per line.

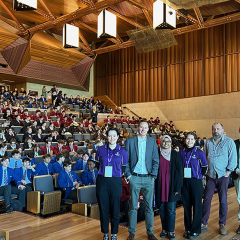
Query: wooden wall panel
xmin=108 ymin=75 xmax=119 ymax=106
xmin=120 ymin=72 xmax=133 ymax=104
xmin=184 ymin=61 xmax=203 ymax=98
xmin=96 ymin=54 xmax=106 ymax=78
xmin=149 ymin=67 xmax=164 ymax=102
xmin=226 ymin=53 xmax=240 ymax=92
xmin=95 ymin=77 xmax=107 ymax=96
xmin=134 ymin=70 xmax=149 ymax=102
xmin=204 ymin=57 xmax=224 ymax=95
xmin=10 ymin=82 xmax=26 ymax=92
xmin=225 ymin=21 xmax=240 ymax=54
xmin=166 ymin=64 xmax=183 ymax=100
xmin=185 ymin=31 xmax=202 ymax=61
xmin=204 ymin=25 xmax=224 ymax=58
xmin=166 ymin=35 xmax=183 ymax=65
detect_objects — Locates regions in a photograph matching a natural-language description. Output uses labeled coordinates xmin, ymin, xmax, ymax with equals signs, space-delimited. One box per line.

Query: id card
xmin=184 ymin=168 xmax=191 ymax=178
xmin=104 ymin=166 xmax=113 ymax=177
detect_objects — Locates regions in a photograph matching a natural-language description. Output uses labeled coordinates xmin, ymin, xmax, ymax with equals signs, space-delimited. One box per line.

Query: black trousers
xmin=182 ymin=178 xmax=203 ymax=234
xmin=11 ymin=186 xmax=26 ymax=208
xmin=0 ymin=185 xmax=11 ymax=206
xmin=67 ymin=189 xmax=78 ymax=203
xmin=96 ymin=175 xmax=122 ymax=234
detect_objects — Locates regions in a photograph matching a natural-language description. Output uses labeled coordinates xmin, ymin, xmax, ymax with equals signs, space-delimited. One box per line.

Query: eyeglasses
xmin=162 ymin=141 xmax=171 ymax=143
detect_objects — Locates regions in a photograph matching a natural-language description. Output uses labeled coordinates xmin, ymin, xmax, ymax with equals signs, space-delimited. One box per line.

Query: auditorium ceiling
xmin=0 ymin=0 xmax=240 ymax=87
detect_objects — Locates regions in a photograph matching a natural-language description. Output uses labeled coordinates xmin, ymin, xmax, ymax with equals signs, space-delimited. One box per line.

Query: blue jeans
xmin=128 ymin=175 xmax=154 ymax=235
xmin=159 ymin=201 xmax=176 ymax=232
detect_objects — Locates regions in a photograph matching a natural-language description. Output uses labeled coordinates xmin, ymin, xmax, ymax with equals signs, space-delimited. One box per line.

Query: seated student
xmin=3 ymin=108 xmax=13 ymax=119
xmin=33 ymin=128 xmax=44 ymax=142
xmin=22 ymin=150 xmax=37 ymax=167
xmin=14 ymin=157 xmax=36 ymax=205
xmin=32 ymin=143 xmax=42 ymax=156
xmin=0 ymin=157 xmax=14 ymax=213
xmin=90 ymin=149 xmax=97 ymax=161
xmin=58 ymin=161 xmax=82 ymax=203
xmin=7 ymin=139 xmax=20 ymax=150
xmin=11 ymin=114 xmax=23 ymax=127
xmin=32 ymin=110 xmax=41 ymax=121
xmin=39 ymin=95 xmax=47 ymax=103
xmin=35 ymin=154 xmax=54 ymax=176
xmin=72 ymin=149 xmax=84 ymax=162
xmin=5 ymin=128 xmax=19 ymax=143
xmin=64 ymin=139 xmax=78 ymax=153
xmin=9 ymin=150 xmax=22 ymax=168
xmin=44 ymin=131 xmax=60 ymax=142
xmin=42 ymin=110 xmax=52 ymax=121
xmin=37 ymin=116 xmax=45 ymax=126
xmin=50 ymin=107 xmax=57 ymax=116
xmin=0 ymin=143 xmax=7 ymax=157
xmin=19 ymin=93 xmax=27 ymax=100
xmin=81 ymin=160 xmax=98 ymax=186
xmin=0 ymin=156 xmax=26 ymax=209
xmin=41 ymin=139 xmax=54 ymax=155
xmin=73 ymin=152 xmax=89 ymax=171
xmin=23 ymin=127 xmax=33 ymax=142
xmin=23 ymin=137 xmax=34 ymax=150
xmin=0 ymin=129 xmax=6 ymax=144
xmin=41 ymin=121 xmax=49 ymax=134
xmin=53 ymin=140 xmax=64 ymax=154
xmin=52 ymin=152 xmax=65 ymax=174
xmin=21 ymin=109 xmax=31 ymax=120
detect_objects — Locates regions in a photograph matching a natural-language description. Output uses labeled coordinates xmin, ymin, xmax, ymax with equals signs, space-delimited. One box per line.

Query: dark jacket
xmin=231 ymin=139 xmax=240 ymax=180
xmin=125 ymin=136 xmax=159 ymax=179
xmin=155 ymin=149 xmax=183 ymax=205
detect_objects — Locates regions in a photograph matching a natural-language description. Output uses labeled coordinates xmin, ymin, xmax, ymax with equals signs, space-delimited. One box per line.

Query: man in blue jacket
xmin=73 ymin=152 xmax=89 ymax=171
xmin=81 ymin=159 xmax=98 ymax=185
xmin=58 ymin=161 xmax=82 ymax=203
xmin=125 ymin=120 xmax=159 ymax=240
xmin=52 ymin=152 xmax=65 ymax=173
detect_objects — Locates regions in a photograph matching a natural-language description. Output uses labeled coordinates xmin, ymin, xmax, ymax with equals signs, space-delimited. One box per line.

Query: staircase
xmin=94 ymin=95 xmax=119 ymax=112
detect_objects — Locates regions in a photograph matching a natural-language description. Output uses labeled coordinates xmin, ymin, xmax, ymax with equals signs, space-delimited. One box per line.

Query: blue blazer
xmin=58 ymin=171 xmax=81 ymax=199
xmin=81 ymin=169 xmax=98 ymax=186
xmin=14 ymin=167 xmax=36 ymax=186
xmin=72 ymin=160 xmax=88 ymax=171
xmin=35 ymin=162 xmax=54 ymax=176
xmin=0 ymin=166 xmax=15 ymax=186
xmin=52 ymin=162 xmax=64 ymax=174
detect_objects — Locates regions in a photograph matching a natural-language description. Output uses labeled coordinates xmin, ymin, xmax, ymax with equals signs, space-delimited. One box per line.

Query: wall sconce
xmin=13 ymin=0 xmax=37 ymax=11
xmin=153 ymin=0 xmax=176 ymax=30
xmin=97 ymin=9 xmax=116 ymax=38
xmin=63 ymin=24 xmax=79 ymax=48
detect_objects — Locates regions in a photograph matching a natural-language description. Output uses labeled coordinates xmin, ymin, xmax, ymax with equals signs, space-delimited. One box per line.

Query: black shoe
xmin=188 ymin=233 xmax=199 ymax=239
xmin=103 ymin=233 xmax=109 ymax=240
xmin=111 ymin=234 xmax=117 ymax=240
xmin=168 ymin=232 xmax=175 ymax=239
xmin=5 ymin=205 xmax=13 ymax=214
xmin=183 ymin=231 xmax=190 ymax=239
xmin=236 ymin=225 xmax=240 ymax=234
xmin=160 ymin=230 xmax=167 ymax=238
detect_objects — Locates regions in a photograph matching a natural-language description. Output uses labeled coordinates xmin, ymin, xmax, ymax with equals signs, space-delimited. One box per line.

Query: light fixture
xmin=97 ymin=9 xmax=116 ymax=38
xmin=153 ymin=0 xmax=176 ymax=30
xmin=63 ymin=24 xmax=79 ymax=48
xmin=13 ymin=0 xmax=37 ymax=11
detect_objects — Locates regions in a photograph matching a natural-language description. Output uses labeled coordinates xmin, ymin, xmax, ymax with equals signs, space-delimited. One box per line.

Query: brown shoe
xmin=127 ymin=233 xmax=135 ymax=240
xmin=219 ymin=224 xmax=227 ymax=235
xmin=148 ymin=234 xmax=158 ymax=240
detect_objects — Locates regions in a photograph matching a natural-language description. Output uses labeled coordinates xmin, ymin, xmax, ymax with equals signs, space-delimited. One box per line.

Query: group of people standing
xmin=95 ymin=121 xmax=238 ymax=240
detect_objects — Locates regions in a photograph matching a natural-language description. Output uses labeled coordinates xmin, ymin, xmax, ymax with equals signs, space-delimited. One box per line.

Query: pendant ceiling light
xmin=13 ymin=0 xmax=37 ymax=11
xmin=153 ymin=0 xmax=176 ymax=30
xmin=97 ymin=9 xmax=116 ymax=38
xmin=63 ymin=24 xmax=79 ymax=48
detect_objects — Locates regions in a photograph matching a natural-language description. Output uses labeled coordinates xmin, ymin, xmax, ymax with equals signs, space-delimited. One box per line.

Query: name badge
xmin=104 ymin=166 xmax=112 ymax=177
xmin=184 ymin=168 xmax=191 ymax=178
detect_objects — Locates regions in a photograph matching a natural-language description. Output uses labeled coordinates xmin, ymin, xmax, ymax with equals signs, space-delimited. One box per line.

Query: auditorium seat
xmin=34 ymin=156 xmax=43 ymax=164
xmin=129 ymin=124 xmax=135 ymax=129
xmin=122 ymin=123 xmax=128 ymax=128
xmin=126 ymin=128 xmax=132 ymax=134
xmin=27 ymin=175 xmax=61 ymax=215
xmin=82 ymin=133 xmax=90 ymax=140
xmin=12 ymin=126 xmax=22 ymax=134
xmin=116 ymin=123 xmax=122 ymax=128
xmin=17 ymin=134 xmax=23 ymax=142
xmin=0 ymin=229 xmax=9 ymax=240
xmin=73 ymin=133 xmax=82 ymax=141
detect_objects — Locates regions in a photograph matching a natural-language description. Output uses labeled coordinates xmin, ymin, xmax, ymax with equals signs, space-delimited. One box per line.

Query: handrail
xmin=122 ymin=106 xmax=141 ymax=118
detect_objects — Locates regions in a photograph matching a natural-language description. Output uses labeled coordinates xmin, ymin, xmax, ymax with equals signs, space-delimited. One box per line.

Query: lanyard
xmin=184 ymin=148 xmax=195 ymax=168
xmin=107 ymin=148 xmax=114 ymax=165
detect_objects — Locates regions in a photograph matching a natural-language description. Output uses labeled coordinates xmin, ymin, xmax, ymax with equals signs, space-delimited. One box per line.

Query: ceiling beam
xmin=0 ymin=15 xmax=21 ymax=31
xmin=98 ymin=40 xmax=110 ymax=49
xmin=194 ymin=7 xmax=204 ymax=26
xmin=206 ymin=15 xmax=215 ymax=21
xmin=38 ymin=0 xmax=56 ymax=20
xmin=34 ymin=9 xmax=52 ymax=20
xmin=19 ymin=0 xmax=126 ymax=37
xmin=127 ymin=0 xmax=148 ymax=10
xmin=142 ymin=9 xmax=153 ymax=26
xmin=176 ymin=12 xmax=198 ymax=25
xmin=107 ymin=9 xmax=144 ymax=29
xmin=90 ymin=11 xmax=240 ymax=55
xmin=78 ymin=0 xmax=96 ymax=9
xmin=0 ymin=0 xmax=26 ymax=32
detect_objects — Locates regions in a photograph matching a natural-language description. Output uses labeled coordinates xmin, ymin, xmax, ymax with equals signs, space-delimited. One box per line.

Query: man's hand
xmin=18 ymin=185 xmax=26 ymax=190
xmin=21 ymin=180 xmax=26 ymax=185
xmin=224 ymin=171 xmax=231 ymax=177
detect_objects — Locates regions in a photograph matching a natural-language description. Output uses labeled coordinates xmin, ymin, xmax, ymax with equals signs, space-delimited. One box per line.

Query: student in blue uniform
xmin=58 ymin=161 xmax=82 ymax=203
xmin=35 ymin=154 xmax=54 ymax=176
xmin=72 ymin=152 xmax=89 ymax=171
xmin=179 ymin=132 xmax=208 ymax=239
xmin=52 ymin=152 xmax=65 ymax=173
xmin=14 ymin=157 xmax=36 ymax=206
xmin=96 ymin=127 xmax=128 ymax=240
xmin=9 ymin=150 xmax=22 ymax=168
xmin=81 ymin=159 xmax=98 ymax=186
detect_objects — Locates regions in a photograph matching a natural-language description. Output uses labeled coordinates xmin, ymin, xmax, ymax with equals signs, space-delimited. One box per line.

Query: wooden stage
xmin=1 ymin=187 xmax=240 ymax=240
